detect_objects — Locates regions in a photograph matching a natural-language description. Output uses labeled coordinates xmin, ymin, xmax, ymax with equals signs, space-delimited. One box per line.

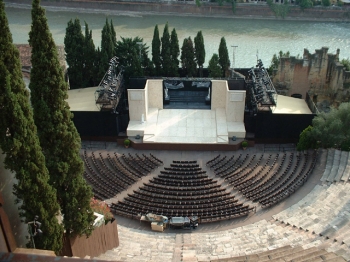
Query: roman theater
xmin=62 ymin=58 xmax=350 ymax=261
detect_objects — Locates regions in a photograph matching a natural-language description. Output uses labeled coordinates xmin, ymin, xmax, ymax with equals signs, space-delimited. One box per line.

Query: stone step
xmin=321 ymin=149 xmax=334 ymax=182
xmin=327 ymin=149 xmax=341 ymax=182
xmin=287 ymin=248 xmax=328 ymax=261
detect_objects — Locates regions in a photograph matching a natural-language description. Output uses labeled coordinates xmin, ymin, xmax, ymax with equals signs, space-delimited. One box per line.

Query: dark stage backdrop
xmin=249 ymin=112 xmax=315 ymax=143
xmin=72 ymin=111 xmax=128 ymax=140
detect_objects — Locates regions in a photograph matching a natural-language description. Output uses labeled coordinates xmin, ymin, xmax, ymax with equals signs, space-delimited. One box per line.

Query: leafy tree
xmin=29 ymin=0 xmax=94 ymax=237
xmin=311 ymin=103 xmax=350 ymax=150
xmin=298 ymin=0 xmax=313 ymax=10
xmin=0 ymin=0 xmax=63 ymax=252
xmin=322 ymin=0 xmax=331 ymax=6
xmin=152 ymin=25 xmax=161 ymax=76
xmin=64 ymin=18 xmax=84 ymax=89
xmin=296 ymin=126 xmax=317 ymax=151
xmin=116 ymin=37 xmax=148 ymax=84
xmin=340 ymin=58 xmax=350 ymax=71
xmin=218 ymin=37 xmax=230 ymax=77
xmin=194 ymin=30 xmax=205 ymax=77
xmin=208 ymin=53 xmax=222 ymax=78
xmin=297 ymin=103 xmax=350 ymax=151
xmin=82 ymin=22 xmax=96 ymax=87
xmin=181 ymin=37 xmax=197 ymax=77
xmin=161 ymin=22 xmax=172 ymax=77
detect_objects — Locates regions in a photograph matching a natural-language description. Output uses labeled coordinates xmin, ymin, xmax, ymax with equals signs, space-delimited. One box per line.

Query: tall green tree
xmin=0 ymin=0 xmax=63 ymax=252
xmin=218 ymin=37 xmax=230 ymax=77
xmin=181 ymin=37 xmax=197 ymax=77
xmin=152 ymin=25 xmax=161 ymax=76
xmin=170 ymin=28 xmax=180 ymax=77
xmin=29 ymin=0 xmax=94 ymax=237
xmin=194 ymin=30 xmax=205 ymax=77
xmin=64 ymin=18 xmax=84 ymax=89
xmin=208 ymin=53 xmax=222 ymax=78
xmin=110 ymin=19 xmax=117 ymax=51
xmin=99 ymin=19 xmax=115 ymax=81
xmin=116 ymin=37 xmax=148 ymax=84
xmin=161 ymin=22 xmax=172 ymax=76
xmin=82 ymin=22 xmax=96 ymax=87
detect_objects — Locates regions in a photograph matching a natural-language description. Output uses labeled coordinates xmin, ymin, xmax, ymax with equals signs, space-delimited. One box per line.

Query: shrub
xmin=124 ymin=139 xmax=131 ymax=146
xmin=242 ymin=141 xmax=248 ymax=148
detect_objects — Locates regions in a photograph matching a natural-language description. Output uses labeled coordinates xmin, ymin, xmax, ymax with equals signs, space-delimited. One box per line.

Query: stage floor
xmin=127 ymin=108 xmax=246 ymax=144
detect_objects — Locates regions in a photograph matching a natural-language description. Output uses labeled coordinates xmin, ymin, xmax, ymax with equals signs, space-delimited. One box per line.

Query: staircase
xmin=165 ymin=90 xmax=210 ymax=109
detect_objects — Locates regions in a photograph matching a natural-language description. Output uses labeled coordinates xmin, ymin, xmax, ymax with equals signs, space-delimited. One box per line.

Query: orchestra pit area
xmin=79 ymin=144 xmax=350 ymax=262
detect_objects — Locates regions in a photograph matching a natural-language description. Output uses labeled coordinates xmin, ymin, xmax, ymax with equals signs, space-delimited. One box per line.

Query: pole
xmin=231 ymin=45 xmax=238 ymax=70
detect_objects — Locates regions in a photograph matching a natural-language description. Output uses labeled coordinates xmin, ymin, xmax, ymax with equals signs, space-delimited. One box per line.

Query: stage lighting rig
xmin=95 ymin=56 xmax=124 ymax=111
xmin=247 ymin=60 xmax=277 ymax=113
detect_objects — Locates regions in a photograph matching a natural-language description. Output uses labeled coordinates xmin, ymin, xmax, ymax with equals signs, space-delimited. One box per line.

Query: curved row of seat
xmin=111 ymin=160 xmax=254 ymax=221
xmin=207 ymin=151 xmax=318 ymax=208
xmin=81 ymin=150 xmax=161 ymax=200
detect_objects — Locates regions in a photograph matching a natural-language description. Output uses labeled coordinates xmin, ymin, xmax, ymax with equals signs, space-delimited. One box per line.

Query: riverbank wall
xmin=5 ymin=0 xmax=350 ymax=22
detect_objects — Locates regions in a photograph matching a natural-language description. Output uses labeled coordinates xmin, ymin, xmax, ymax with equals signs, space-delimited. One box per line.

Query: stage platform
xmin=127 ymin=108 xmax=246 ymax=144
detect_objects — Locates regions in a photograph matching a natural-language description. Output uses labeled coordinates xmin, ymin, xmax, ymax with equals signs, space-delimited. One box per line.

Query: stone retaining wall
xmin=5 ymin=0 xmax=350 ymax=21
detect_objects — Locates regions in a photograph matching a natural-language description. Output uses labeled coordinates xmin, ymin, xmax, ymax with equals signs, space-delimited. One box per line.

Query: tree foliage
xmin=152 ymin=25 xmax=161 ymax=76
xmin=268 ymin=50 xmax=290 ymax=75
xmin=64 ymin=18 xmax=84 ymax=89
xmin=170 ymin=28 xmax=180 ymax=77
xmin=116 ymin=36 xmax=149 ymax=84
xmin=99 ymin=19 xmax=115 ymax=81
xmin=340 ymin=58 xmax=350 ymax=71
xmin=208 ymin=53 xmax=222 ymax=78
xmin=82 ymin=22 xmax=97 ymax=87
xmin=296 ymin=126 xmax=317 ymax=151
xmin=29 ymin=0 xmax=94 ymax=238
xmin=218 ymin=37 xmax=230 ymax=77
xmin=297 ymin=0 xmax=313 ymax=10
xmin=181 ymin=37 xmax=197 ymax=77
xmin=297 ymin=103 xmax=350 ymax=151
xmin=0 ymin=0 xmax=63 ymax=252
xmin=194 ymin=30 xmax=205 ymax=77
xmin=161 ymin=22 xmax=172 ymax=77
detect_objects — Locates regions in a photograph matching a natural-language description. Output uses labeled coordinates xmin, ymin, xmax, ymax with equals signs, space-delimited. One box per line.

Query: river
xmin=5 ymin=3 xmax=350 ymax=67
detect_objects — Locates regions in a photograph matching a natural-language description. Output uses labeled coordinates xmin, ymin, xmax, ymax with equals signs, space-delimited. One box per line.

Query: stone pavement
xmin=96 ymin=218 xmax=350 ymax=261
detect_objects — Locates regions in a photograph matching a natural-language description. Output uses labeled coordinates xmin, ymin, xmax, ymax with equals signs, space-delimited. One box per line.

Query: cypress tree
xmin=29 ymin=0 xmax=94 ymax=237
xmin=170 ymin=28 xmax=180 ymax=77
xmin=194 ymin=31 xmax=205 ymax=77
xmin=0 ymin=0 xmax=63 ymax=252
xmin=208 ymin=53 xmax=222 ymax=78
xmin=110 ymin=19 xmax=117 ymax=52
xmin=218 ymin=37 xmax=230 ymax=77
xmin=83 ymin=22 xmax=96 ymax=87
xmin=99 ymin=19 xmax=114 ymax=81
xmin=161 ymin=22 xmax=172 ymax=77
xmin=64 ymin=18 xmax=84 ymax=89
xmin=152 ymin=25 xmax=161 ymax=76
xmin=180 ymin=37 xmax=197 ymax=77
xmin=101 ymin=18 xmax=114 ymax=60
